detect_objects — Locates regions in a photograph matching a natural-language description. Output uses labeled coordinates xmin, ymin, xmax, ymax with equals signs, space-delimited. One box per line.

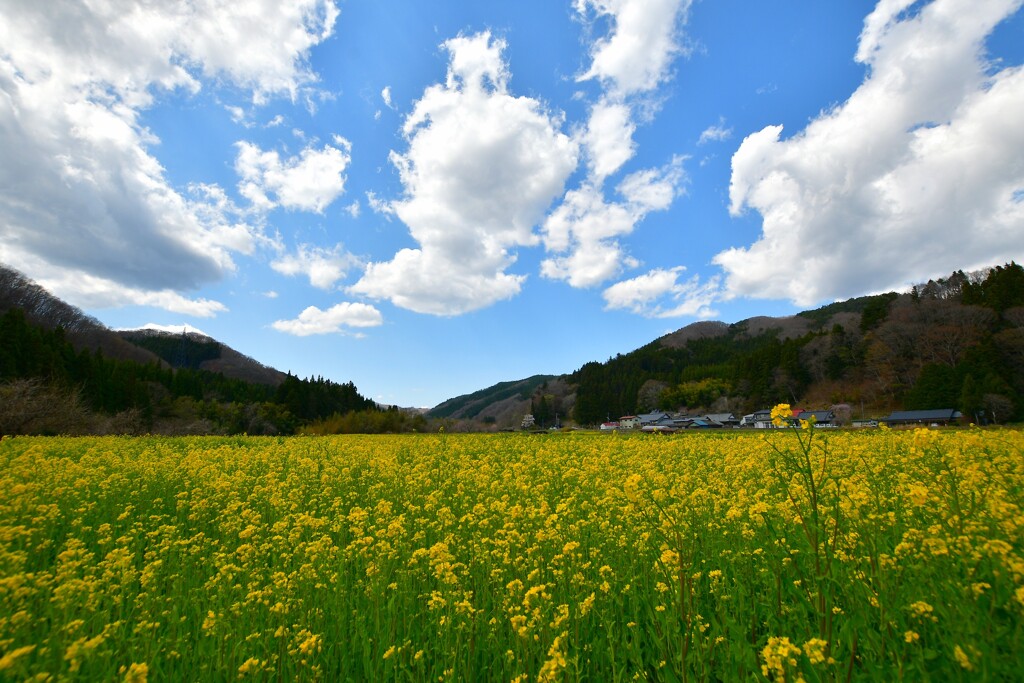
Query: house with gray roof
xmin=799 ymin=410 xmax=835 ymax=426
xmin=704 ymin=413 xmax=739 ymax=427
xmin=881 ymin=409 xmax=962 ymax=426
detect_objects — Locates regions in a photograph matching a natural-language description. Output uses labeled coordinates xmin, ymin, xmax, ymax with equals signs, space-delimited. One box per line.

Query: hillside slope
xmin=436 ymin=264 xmax=1024 ymax=426
xmin=0 ymin=263 xmax=378 ymax=435
xmin=429 ymin=374 xmax=557 ymax=420
xmin=0 ymin=263 xmax=289 ymax=387
xmin=119 ymin=328 xmax=287 ymax=386
xmin=0 ymin=264 xmax=162 ymax=366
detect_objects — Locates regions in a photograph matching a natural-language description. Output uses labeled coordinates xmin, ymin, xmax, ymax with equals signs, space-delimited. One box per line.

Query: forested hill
xmin=429 ymin=374 xmax=557 ymax=420
xmin=0 ymin=264 xmax=164 ymax=366
xmin=118 ymin=328 xmax=287 ymax=386
xmin=0 ymin=263 xmax=378 ymax=435
xmin=570 ymin=263 xmax=1024 ymax=425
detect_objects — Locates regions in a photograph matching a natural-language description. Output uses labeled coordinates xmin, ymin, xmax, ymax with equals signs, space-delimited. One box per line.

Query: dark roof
xmin=883 ymin=409 xmax=962 ymax=422
xmin=686 ymin=419 xmax=724 ymax=428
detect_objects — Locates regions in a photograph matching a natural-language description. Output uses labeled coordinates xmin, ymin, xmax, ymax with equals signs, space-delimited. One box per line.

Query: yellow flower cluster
xmin=771 ymin=403 xmax=794 ymax=427
xmin=0 ymin=427 xmax=1021 ymax=679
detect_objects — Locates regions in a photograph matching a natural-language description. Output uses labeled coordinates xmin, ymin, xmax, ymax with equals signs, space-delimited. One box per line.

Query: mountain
xmin=429 ymin=374 xmax=557 ymax=420
xmin=0 ymin=263 xmax=287 ymax=387
xmin=5 ymin=260 xmax=1021 ymax=433
xmin=118 ymin=328 xmax=287 ymax=386
xmin=0 ymin=264 xmax=163 ymax=366
xmin=0 ymin=263 xmax=378 ymax=435
xmin=435 ymin=264 xmax=1024 ymax=426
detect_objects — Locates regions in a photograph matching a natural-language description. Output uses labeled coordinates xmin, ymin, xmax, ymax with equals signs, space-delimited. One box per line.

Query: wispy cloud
xmin=697 ymin=117 xmax=732 ymax=145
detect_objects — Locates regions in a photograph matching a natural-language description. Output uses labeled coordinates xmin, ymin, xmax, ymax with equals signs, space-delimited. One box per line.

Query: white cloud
xmin=22 ymin=258 xmax=231 ymax=317
xmin=382 ymin=86 xmax=394 ymax=108
xmin=697 ymin=117 xmax=732 ymax=145
xmin=271 ymin=244 xmax=360 ymax=290
xmin=541 ymin=157 xmax=686 ymax=287
xmin=581 ymin=99 xmax=636 ymax=180
xmin=187 ymin=183 xmax=275 ymax=255
xmin=719 ymin=0 xmax=1024 ymax=306
xmin=345 ymin=201 xmax=361 ymax=218
xmin=226 ymin=105 xmax=250 ymax=125
xmin=263 ymin=290 xmax=279 ymax=299
xmin=0 ymin=0 xmax=339 ymax=313
xmin=356 ymin=249 xmax=529 ymax=316
xmin=541 ymin=185 xmax=640 ymax=287
xmin=543 ymin=0 xmax=692 ymax=301
xmin=365 ymin=191 xmax=395 ymax=216
xmin=352 ymin=32 xmax=578 ymax=315
xmin=576 ymin=0 xmax=693 ymax=97
xmin=235 ymin=138 xmax=351 ymax=213
xmin=272 ymin=302 xmax=384 ymax=336
xmin=618 ymin=159 xmax=685 ymax=210
xmin=602 ymin=267 xmax=720 ymax=318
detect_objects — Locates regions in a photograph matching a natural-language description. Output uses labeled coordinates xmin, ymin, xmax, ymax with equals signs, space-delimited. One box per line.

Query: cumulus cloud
xmin=540 ymin=0 xmax=692 ymax=299
xmin=581 ymin=99 xmax=636 ymax=180
xmin=0 ymin=0 xmax=338 ymax=313
xmin=718 ymin=0 xmax=1024 ymax=306
xmin=271 ymin=244 xmax=360 ymax=290
xmin=602 ymin=267 xmax=719 ymax=318
xmin=351 ymin=32 xmax=578 ymax=315
xmin=382 ymin=86 xmax=394 ymax=108
xmin=235 ymin=138 xmax=351 ymax=213
xmin=575 ymin=0 xmax=693 ymax=97
xmin=541 ymin=157 xmax=686 ymax=287
xmin=272 ymin=302 xmax=384 ymax=336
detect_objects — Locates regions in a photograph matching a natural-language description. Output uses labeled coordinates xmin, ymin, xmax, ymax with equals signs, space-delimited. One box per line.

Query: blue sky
xmin=2 ymin=0 xmax=1023 ymax=408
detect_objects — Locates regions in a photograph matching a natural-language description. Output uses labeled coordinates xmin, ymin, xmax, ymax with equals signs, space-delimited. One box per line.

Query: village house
xmin=881 ymin=409 xmax=962 ymax=426
xmin=704 ymin=413 xmax=739 ymax=428
xmin=682 ymin=417 xmax=724 ymax=429
xmin=741 ymin=409 xmax=774 ymax=428
xmin=637 ymin=411 xmax=673 ymax=426
xmin=799 ymin=409 xmax=835 ymax=426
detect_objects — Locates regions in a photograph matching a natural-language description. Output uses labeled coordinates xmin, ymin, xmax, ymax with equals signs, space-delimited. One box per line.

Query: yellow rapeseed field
xmin=1 ymin=421 xmax=1022 ymax=680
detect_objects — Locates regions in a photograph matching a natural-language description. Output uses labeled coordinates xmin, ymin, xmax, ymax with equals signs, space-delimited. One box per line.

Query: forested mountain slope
xmin=569 ymin=264 xmax=1023 ymax=424
xmin=0 ymin=264 xmax=378 ymax=435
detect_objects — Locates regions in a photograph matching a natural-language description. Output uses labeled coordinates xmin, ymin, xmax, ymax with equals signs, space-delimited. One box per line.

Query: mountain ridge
xmin=433 ymin=266 xmax=1024 ymax=426
xmin=4 ymin=260 xmax=1022 ymax=430
xmin=0 ymin=263 xmax=289 ymax=387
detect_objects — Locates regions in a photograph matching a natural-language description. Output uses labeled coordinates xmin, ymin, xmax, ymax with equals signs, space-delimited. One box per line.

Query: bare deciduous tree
xmin=0 ymin=379 xmax=92 ymax=435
